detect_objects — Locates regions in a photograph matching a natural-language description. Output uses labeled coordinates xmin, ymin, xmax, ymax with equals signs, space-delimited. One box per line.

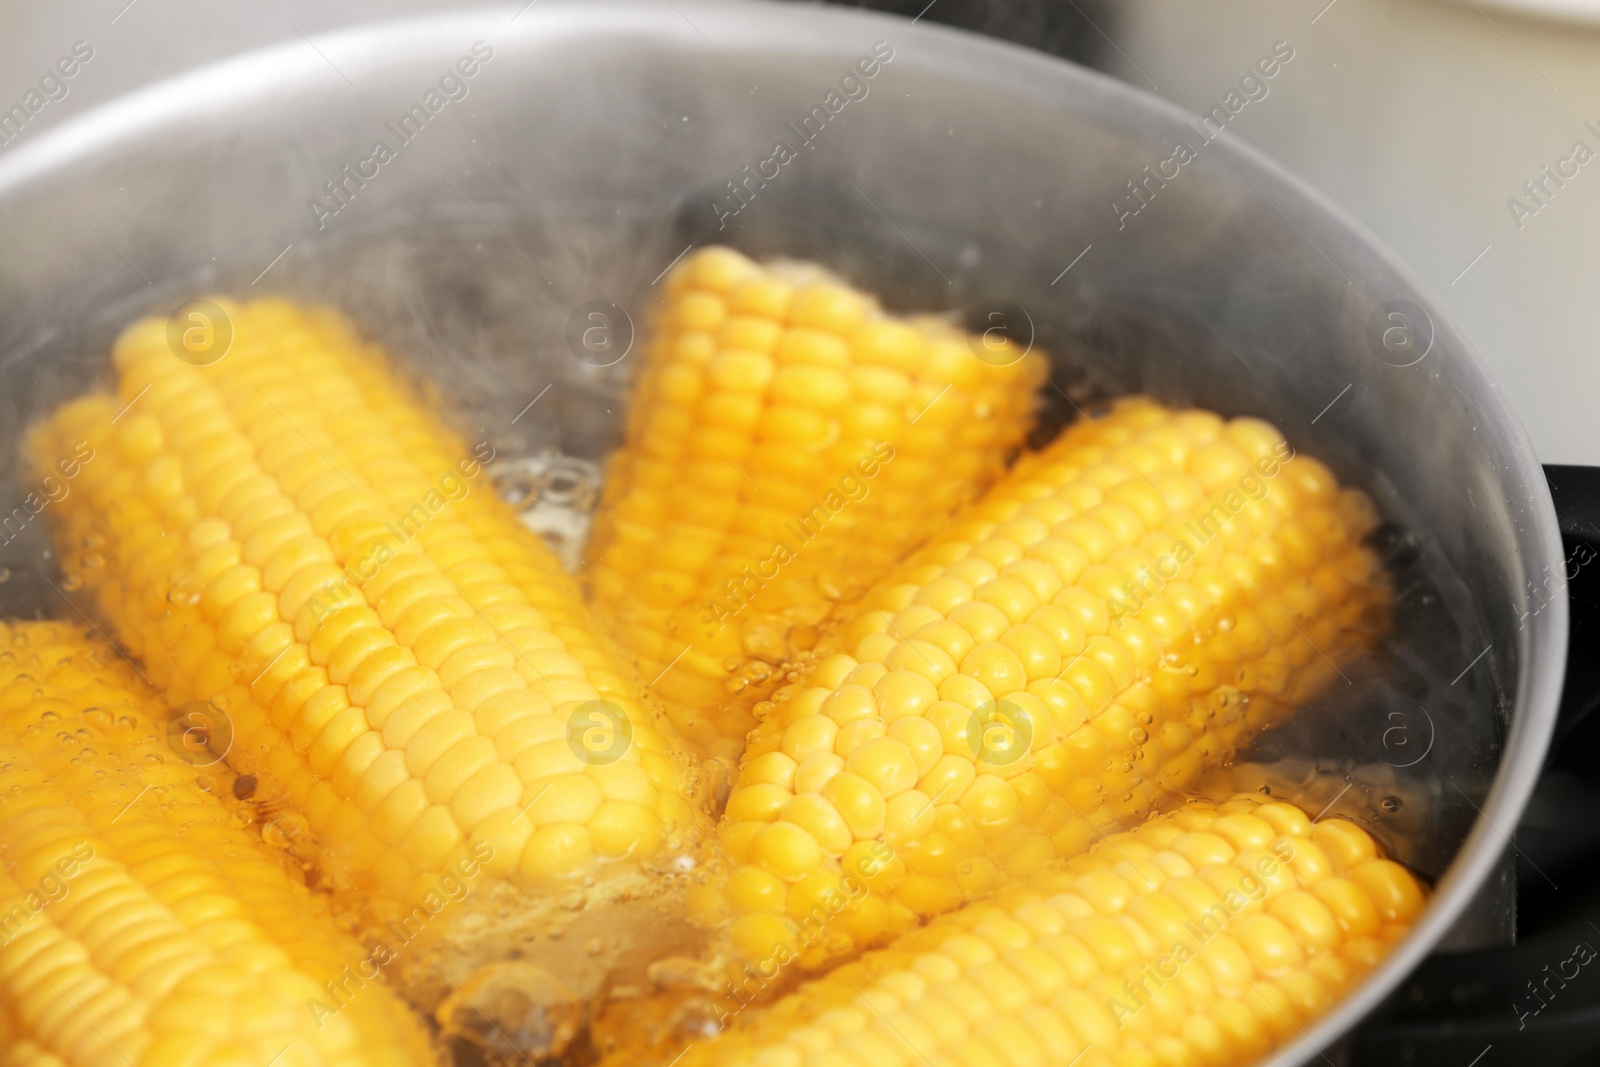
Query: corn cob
xmin=0 ymin=621 xmax=435 ymax=1066
xmin=661 ymin=795 xmax=1423 ymax=1067
xmin=27 ymin=298 xmax=717 ymax=1051
xmin=585 ymin=247 xmax=1046 ymax=756
xmin=693 ymin=397 xmax=1387 ymax=968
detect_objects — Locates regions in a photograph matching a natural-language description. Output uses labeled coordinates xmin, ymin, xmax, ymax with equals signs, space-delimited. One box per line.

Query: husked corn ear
xmin=586 ymin=247 xmax=1046 ymax=756
xmin=27 ymin=297 xmax=710 ymax=911
xmin=695 ymin=398 xmax=1386 ymax=966
xmin=0 ymin=621 xmax=434 ymax=1066
xmin=671 ymin=796 xmax=1425 ymax=1067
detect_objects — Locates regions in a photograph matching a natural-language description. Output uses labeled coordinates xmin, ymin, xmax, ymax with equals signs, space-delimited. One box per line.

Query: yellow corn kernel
xmin=0 ymin=621 xmax=433 ymax=1066
xmin=665 ymin=796 xmax=1425 ymax=1067
xmin=704 ymin=398 xmax=1387 ymax=963
xmin=28 ymin=298 xmax=717 ymax=1053
xmin=586 ymin=248 xmax=1047 ymax=755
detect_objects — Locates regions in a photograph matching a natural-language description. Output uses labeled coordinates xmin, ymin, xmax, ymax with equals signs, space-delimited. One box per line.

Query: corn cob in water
xmin=693 ymin=397 xmax=1387 ymax=969
xmin=586 ymin=248 xmax=1047 ymax=756
xmin=0 ymin=621 xmax=435 ymax=1066
xmin=27 ymin=299 xmax=716 ymax=1052
xmin=19 ymin=278 xmax=1412 ymax=1067
xmin=658 ymin=796 xmax=1424 ymax=1067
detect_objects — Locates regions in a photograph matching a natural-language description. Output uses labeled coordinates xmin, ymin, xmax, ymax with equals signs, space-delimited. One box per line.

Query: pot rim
xmin=0 ymin=4 xmax=1567 ymax=1062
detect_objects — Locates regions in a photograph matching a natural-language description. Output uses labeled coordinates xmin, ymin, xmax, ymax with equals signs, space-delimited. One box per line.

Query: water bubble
xmin=585 ymin=938 xmax=605 ymax=957
xmin=61 ymin=574 xmax=83 ymax=592
xmin=0 ymin=568 xmax=10 ymax=583
xmin=557 ymin=888 xmax=588 ymax=911
xmin=493 ymin=466 xmax=541 ymax=507
xmin=82 ymin=707 xmax=113 ymax=732
xmin=167 ymin=580 xmax=202 ymax=606
xmin=1129 ymin=729 xmax=1149 ymax=746
xmin=1380 ymin=796 xmax=1402 ymax=813
xmin=195 ymin=773 xmax=218 ymax=793
xmin=40 ymin=710 xmax=60 ymax=725
xmin=263 ymin=816 xmax=308 ymax=849
xmin=83 ymin=553 xmax=105 ymax=570
xmin=673 ymin=999 xmax=726 ymax=1043
xmin=1257 ymin=785 xmax=1272 ymax=795
xmin=741 ymin=620 xmax=788 ymax=662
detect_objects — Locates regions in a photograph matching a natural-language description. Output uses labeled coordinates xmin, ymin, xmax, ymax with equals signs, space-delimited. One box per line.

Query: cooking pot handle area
xmin=1349 ymin=465 xmax=1600 ymax=1063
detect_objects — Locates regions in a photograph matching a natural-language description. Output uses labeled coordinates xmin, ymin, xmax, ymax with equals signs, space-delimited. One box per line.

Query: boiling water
xmin=0 ymin=217 xmax=1504 ymax=878
xmin=0 ymin=217 xmax=1507 ymax=1062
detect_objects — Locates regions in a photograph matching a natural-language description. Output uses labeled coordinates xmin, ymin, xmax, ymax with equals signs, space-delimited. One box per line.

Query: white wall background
xmin=1101 ymin=0 xmax=1600 ymax=466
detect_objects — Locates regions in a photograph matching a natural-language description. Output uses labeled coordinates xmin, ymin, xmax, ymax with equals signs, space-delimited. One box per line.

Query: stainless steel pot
xmin=0 ymin=3 xmax=1573 ymax=1063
